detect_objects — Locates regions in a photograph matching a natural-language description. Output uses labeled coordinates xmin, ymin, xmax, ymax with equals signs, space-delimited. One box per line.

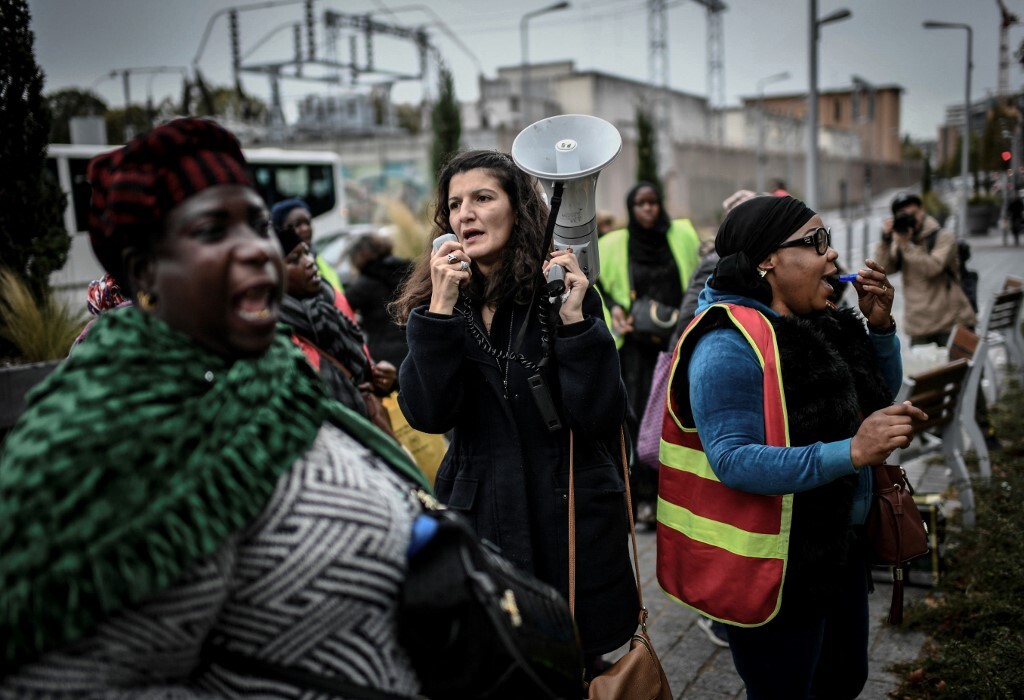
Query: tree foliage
xmin=979 ymin=101 xmax=1017 ymax=173
xmin=901 ymin=134 xmax=924 ymax=161
xmin=396 ymin=103 xmax=422 ymax=135
xmin=104 ymin=104 xmax=153 ymax=144
xmin=46 ymin=88 xmax=108 ymax=143
xmin=431 ymin=65 xmax=461 ymax=183
xmin=636 ymin=105 xmax=663 ymax=194
xmin=0 ymin=0 xmax=69 ymax=304
xmin=180 ymin=71 xmax=267 ymax=123
xmin=922 ymin=150 xmax=933 ymax=194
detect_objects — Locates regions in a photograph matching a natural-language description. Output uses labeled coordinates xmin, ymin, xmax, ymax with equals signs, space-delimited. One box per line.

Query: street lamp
xmin=520 ymin=1 xmax=570 ymax=126
xmin=806 ymin=1 xmax=851 ymax=209
xmin=756 ymin=71 xmax=790 ymax=193
xmin=851 ymin=74 xmax=875 ymax=217
xmin=924 ymin=20 xmax=972 ymax=240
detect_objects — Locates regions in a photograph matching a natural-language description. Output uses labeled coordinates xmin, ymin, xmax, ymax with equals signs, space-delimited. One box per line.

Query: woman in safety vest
xmin=656 ymin=195 xmax=926 ymax=699
xmin=598 ymin=182 xmax=700 ymax=524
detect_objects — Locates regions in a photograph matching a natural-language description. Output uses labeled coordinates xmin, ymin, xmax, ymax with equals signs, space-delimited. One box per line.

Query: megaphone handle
xmin=505 ymin=180 xmax=565 ymax=375
xmin=542 ymin=181 xmax=565 ymax=261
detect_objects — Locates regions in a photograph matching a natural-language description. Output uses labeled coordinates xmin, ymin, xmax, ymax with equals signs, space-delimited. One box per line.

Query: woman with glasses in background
xmin=656 ymin=195 xmax=926 ymax=699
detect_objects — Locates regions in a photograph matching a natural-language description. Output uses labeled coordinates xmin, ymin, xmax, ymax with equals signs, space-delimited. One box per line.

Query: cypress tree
xmin=431 ymin=65 xmax=461 ymax=182
xmin=0 ymin=0 xmax=69 ymax=300
xmin=636 ymin=105 xmax=663 ymax=194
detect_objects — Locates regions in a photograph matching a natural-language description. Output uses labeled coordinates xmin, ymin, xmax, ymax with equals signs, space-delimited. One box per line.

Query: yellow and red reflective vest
xmin=656 ymin=303 xmax=793 ymax=627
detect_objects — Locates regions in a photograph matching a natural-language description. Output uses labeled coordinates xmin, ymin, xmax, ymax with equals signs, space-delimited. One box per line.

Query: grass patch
xmin=892 ymin=379 xmax=1024 ymax=699
xmin=0 ymin=268 xmax=87 ymax=363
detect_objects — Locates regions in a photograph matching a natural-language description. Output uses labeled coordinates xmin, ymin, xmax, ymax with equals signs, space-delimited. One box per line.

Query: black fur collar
xmin=770 ymin=307 xmax=893 ymax=606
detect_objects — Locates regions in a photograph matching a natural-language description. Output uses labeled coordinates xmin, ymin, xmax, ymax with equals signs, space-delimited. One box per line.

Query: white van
xmin=45 ymin=144 xmax=349 ymax=304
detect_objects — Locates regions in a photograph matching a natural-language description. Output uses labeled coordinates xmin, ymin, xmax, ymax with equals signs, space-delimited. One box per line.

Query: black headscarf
xmin=710 ymin=195 xmax=816 ymax=305
xmin=625 ymin=181 xmax=681 ymax=306
xmin=626 ymin=181 xmax=672 ymax=264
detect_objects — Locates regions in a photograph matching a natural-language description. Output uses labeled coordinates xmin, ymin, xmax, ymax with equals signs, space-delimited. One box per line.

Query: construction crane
xmin=997 ymin=0 xmax=1020 ymax=99
xmin=647 ymin=0 xmax=727 ymax=156
xmin=693 ymin=0 xmax=727 ymax=144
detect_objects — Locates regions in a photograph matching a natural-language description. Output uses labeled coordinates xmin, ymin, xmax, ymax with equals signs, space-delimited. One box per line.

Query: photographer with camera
xmin=873 ymin=192 xmax=976 ymax=346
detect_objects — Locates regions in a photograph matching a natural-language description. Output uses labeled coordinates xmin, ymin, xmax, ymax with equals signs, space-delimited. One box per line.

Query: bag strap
xmin=568 ymin=427 xmax=646 ymax=627
xmin=302 ymin=335 xmax=362 ymax=382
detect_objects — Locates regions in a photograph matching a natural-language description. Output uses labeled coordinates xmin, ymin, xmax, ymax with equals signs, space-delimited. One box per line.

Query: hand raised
xmin=428 ymin=240 xmax=471 ymax=314
xmin=544 ymin=248 xmax=588 ymax=324
xmin=849 ymin=401 xmax=928 ymax=467
xmin=851 ymin=259 xmax=894 ymax=329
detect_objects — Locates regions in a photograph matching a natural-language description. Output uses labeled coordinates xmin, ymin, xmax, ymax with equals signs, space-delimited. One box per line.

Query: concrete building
xmin=749 ymin=85 xmax=904 ymax=164
xmin=282 ymin=62 xmax=920 ymax=227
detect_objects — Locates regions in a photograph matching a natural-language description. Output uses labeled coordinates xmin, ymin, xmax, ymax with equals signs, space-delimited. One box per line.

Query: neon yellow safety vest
xmin=597 ymin=220 xmax=701 ymax=349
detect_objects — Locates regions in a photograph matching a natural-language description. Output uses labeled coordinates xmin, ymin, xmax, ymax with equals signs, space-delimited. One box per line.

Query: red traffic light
xmin=1002 ymin=150 xmax=1013 ymax=162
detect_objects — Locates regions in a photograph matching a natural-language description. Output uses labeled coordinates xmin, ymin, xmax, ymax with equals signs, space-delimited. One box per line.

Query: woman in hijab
xmin=656 ymin=195 xmax=926 ymax=699
xmin=0 ymin=118 xmax=430 ymax=696
xmin=597 ymin=181 xmax=701 ymax=522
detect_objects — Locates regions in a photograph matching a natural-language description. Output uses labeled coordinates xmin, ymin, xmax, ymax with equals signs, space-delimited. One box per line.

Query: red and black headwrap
xmin=87 ymin=117 xmax=253 ymax=283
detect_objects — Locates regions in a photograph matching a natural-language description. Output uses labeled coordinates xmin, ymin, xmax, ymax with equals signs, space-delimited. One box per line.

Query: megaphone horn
xmin=511 ymin=114 xmax=622 ymax=286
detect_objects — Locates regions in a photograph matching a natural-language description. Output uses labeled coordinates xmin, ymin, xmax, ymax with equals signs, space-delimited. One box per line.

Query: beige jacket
xmin=872 ymin=216 xmax=976 ymax=338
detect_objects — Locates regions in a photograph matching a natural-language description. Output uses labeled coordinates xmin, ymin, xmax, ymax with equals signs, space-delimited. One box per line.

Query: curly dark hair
xmin=390 ymin=150 xmax=550 ymax=323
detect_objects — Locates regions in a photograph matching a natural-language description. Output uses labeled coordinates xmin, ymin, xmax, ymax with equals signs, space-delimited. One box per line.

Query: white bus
xmin=45 ymin=144 xmax=349 ymax=304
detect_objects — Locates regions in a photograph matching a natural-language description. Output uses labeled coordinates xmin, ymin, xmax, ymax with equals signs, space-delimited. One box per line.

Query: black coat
xmin=398 ymin=287 xmax=639 ymax=655
xmin=344 ymin=256 xmax=412 ymax=369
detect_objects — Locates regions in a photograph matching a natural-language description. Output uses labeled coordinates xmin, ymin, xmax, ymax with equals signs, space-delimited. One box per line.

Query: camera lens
xmin=893 ymin=212 xmax=915 ymax=233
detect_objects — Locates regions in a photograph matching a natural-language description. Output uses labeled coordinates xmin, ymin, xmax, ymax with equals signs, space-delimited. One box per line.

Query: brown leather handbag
xmin=569 ymin=428 xmax=673 ymax=700
xmin=866 ymin=463 xmax=930 ymax=624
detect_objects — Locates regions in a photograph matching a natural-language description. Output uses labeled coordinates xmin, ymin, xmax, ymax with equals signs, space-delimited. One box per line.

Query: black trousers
xmin=724 ymin=557 xmax=870 ymax=700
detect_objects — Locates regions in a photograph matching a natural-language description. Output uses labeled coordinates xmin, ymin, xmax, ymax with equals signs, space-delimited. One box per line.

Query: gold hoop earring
xmin=137 ymin=290 xmax=157 ymax=311
xmin=758 ymin=268 xmax=768 ymax=278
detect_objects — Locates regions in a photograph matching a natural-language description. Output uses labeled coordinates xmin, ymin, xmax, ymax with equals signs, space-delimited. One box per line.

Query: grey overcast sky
xmin=28 ymin=0 xmax=1020 ymax=141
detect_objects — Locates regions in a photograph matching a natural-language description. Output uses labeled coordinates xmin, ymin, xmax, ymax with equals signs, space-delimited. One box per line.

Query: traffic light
xmin=1003 ymin=150 xmax=1013 ymax=163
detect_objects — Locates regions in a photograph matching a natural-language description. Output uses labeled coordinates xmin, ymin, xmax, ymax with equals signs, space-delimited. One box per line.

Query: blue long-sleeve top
xmin=687 ymin=281 xmax=903 ymax=524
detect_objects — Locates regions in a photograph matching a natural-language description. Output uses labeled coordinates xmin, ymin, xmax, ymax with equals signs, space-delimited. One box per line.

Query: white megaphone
xmin=511 ymin=114 xmax=622 ymax=288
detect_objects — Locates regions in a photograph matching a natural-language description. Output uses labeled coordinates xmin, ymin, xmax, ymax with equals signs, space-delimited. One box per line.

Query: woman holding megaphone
xmin=392 ymin=149 xmax=639 ymax=674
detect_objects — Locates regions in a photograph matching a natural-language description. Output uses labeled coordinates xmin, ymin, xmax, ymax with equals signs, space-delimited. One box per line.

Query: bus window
xmin=249 ymin=163 xmax=336 ymax=219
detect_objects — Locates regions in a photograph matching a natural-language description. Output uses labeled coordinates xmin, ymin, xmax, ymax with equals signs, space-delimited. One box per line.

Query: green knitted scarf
xmin=0 ymin=307 xmax=428 ymax=669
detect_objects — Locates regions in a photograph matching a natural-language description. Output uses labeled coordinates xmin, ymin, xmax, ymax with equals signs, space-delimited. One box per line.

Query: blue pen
xmin=837 ymin=274 xmax=858 ymax=283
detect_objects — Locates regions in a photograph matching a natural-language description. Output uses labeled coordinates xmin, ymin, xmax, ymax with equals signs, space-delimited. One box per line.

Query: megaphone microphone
xmin=511 ymin=114 xmax=622 ymax=291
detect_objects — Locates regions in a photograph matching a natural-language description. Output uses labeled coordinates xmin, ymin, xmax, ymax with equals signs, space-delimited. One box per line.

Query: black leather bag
xmin=399 ymin=502 xmax=582 ymax=699
xmin=630 ymin=297 xmax=679 ymax=348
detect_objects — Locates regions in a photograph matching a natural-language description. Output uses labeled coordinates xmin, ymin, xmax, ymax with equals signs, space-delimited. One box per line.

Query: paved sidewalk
xmin=623 ymin=526 xmax=928 ymax=699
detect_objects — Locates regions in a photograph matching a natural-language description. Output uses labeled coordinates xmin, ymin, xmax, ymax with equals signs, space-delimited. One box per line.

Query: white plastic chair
xmin=946 ymin=325 xmax=991 ymax=478
xmin=977 ymin=280 xmax=1024 ymax=404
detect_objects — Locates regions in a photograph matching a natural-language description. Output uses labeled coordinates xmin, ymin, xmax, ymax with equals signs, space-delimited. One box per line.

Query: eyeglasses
xmin=775 ymin=227 xmax=831 ymax=255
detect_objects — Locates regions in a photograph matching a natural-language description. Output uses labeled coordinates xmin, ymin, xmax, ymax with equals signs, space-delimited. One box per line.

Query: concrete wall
xmin=284 ymin=126 xmax=921 ymax=231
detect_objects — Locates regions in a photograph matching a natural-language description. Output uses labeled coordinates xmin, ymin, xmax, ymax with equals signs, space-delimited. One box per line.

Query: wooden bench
xmin=892 ymin=358 xmax=976 ymax=527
